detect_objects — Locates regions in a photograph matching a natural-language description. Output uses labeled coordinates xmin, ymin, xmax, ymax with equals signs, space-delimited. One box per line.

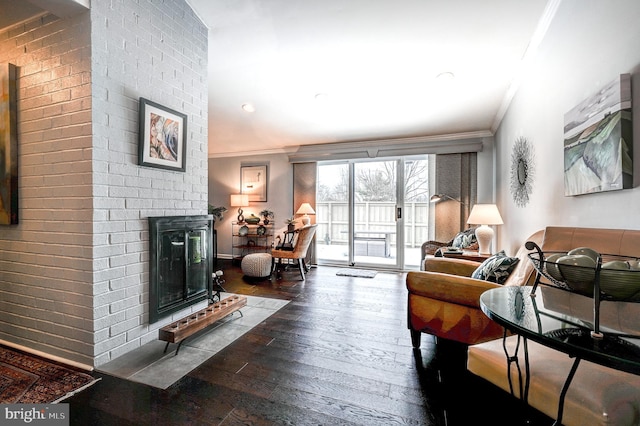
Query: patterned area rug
xmin=336 ymin=268 xmax=378 ymax=278
xmin=0 ymin=346 xmax=99 ymax=404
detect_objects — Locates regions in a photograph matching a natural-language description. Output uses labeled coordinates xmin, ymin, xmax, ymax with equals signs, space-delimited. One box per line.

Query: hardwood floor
xmin=67 ymin=260 xmax=552 ymax=425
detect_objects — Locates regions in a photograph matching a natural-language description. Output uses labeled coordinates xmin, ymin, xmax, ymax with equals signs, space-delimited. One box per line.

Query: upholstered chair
xmin=271 ymin=224 xmax=317 ymax=280
xmin=420 ymin=227 xmax=479 ymax=270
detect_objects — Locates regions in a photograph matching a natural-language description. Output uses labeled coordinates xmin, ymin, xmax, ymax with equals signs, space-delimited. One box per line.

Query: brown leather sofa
xmin=406 ymin=226 xmax=640 ymax=426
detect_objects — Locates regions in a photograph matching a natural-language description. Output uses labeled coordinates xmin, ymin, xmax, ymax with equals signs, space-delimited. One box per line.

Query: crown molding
xmin=492 ymin=0 xmax=562 ymax=133
xmin=287 ymin=131 xmax=493 ymax=163
xmin=209 ymin=131 xmax=494 ymax=160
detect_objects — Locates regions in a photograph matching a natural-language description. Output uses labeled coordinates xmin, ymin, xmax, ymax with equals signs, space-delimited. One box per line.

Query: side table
xmin=442 ymin=250 xmax=491 ymax=262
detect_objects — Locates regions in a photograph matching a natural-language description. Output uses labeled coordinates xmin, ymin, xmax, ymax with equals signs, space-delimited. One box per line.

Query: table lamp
xmin=466 ymin=204 xmax=503 ymax=255
xmin=296 ymin=203 xmax=315 ymax=225
xmin=230 ymin=194 xmax=249 ymax=223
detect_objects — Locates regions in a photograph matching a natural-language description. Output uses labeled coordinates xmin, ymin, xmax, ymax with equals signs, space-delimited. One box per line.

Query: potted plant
xmin=259 ymin=209 xmax=274 ymax=225
xmin=208 ymin=205 xmax=227 ymax=223
xmin=284 ymin=216 xmax=298 ymax=232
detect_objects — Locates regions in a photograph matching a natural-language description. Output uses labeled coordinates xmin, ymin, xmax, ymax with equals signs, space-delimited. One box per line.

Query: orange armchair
xmin=407 ymin=230 xmax=543 ymax=347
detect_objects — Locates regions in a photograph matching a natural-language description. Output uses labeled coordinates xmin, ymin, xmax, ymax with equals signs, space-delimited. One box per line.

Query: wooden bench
xmin=159 ymin=295 xmax=247 ymax=355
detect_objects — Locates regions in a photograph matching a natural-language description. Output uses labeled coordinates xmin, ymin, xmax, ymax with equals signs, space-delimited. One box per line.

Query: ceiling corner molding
xmin=287 ymin=131 xmax=492 ymax=163
xmin=491 ymin=0 xmax=562 ymax=133
xmin=26 ymin=0 xmax=89 ymax=19
xmin=209 ymin=146 xmax=298 ymax=159
xmin=185 ymin=0 xmax=210 ymax=29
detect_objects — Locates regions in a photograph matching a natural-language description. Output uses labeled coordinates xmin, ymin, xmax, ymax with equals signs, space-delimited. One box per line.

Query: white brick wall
xmin=90 ymin=0 xmax=208 ymax=367
xmin=0 ymin=13 xmax=95 ymax=365
xmin=0 ymin=0 xmax=208 ymax=367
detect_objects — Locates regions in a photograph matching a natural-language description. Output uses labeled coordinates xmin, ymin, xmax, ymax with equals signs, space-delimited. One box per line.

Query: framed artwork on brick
xmin=0 ymin=63 xmax=18 ymax=225
xmin=138 ymin=97 xmax=187 ymax=172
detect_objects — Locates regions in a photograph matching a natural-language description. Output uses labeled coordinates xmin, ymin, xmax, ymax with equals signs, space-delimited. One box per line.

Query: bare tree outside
xmin=317 ymin=164 xmax=348 ymax=201
xmin=318 ymin=160 xmax=429 ymax=201
xmin=404 ymin=159 xmax=429 ymax=201
xmin=355 ymin=162 xmax=396 ymax=202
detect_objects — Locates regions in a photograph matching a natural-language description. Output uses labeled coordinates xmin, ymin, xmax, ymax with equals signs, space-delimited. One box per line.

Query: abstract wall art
xmin=241 ymin=164 xmax=268 ymax=202
xmin=0 ymin=63 xmax=18 ymax=225
xmin=510 ymin=136 xmax=535 ymax=208
xmin=138 ymin=97 xmax=187 ymax=172
xmin=563 ymin=74 xmax=633 ymax=196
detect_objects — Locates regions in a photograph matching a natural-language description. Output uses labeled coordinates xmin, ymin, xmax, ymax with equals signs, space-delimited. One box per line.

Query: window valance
xmin=288 ymin=133 xmax=489 ymax=163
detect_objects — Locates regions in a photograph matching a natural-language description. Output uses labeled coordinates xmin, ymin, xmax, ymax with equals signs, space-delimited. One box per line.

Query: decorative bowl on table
xmin=444 ymin=247 xmax=462 ymax=253
xmin=245 ymin=214 xmax=260 ymax=224
xmin=556 ymin=254 xmax=597 ymax=296
xmin=599 ymin=261 xmax=640 ymax=300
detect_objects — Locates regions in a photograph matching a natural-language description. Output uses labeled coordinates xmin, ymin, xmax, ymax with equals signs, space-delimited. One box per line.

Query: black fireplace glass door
xmin=158 ymin=230 xmax=187 ymax=312
xmin=186 ymin=227 xmax=209 ymax=299
xmin=149 ymin=215 xmax=213 ymax=323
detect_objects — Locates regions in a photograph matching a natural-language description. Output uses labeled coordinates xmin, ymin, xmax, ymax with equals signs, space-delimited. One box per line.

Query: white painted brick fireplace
xmin=0 ymin=0 xmax=208 ymax=368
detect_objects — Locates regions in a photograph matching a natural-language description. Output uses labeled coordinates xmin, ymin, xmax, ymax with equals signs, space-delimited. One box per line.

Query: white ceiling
xmin=190 ymin=0 xmax=554 ymax=157
xmin=0 ymin=0 xmax=556 ymax=158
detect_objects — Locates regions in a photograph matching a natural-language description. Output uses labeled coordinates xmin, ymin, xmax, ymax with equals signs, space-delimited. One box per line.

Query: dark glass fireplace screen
xmin=149 ymin=215 xmax=213 ymax=323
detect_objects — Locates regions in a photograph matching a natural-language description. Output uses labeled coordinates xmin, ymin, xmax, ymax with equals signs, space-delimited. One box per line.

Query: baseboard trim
xmin=0 ymin=339 xmax=94 ymax=372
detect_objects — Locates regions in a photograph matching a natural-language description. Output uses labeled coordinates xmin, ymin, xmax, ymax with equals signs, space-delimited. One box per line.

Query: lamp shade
xmin=466 ymin=204 xmax=504 ymax=226
xmin=230 ymin=194 xmax=249 ymax=207
xmin=296 ymin=203 xmax=315 ymax=225
xmin=296 ymin=203 xmax=316 ymax=215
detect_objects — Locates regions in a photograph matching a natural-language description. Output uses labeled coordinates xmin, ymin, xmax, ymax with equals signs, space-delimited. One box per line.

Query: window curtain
xmin=433 ymin=153 xmax=477 ymax=242
xmin=293 ymin=162 xmax=317 ymax=265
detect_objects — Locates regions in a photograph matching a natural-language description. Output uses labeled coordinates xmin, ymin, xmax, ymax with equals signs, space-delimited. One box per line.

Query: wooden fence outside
xmin=315 ymin=201 xmax=429 ymax=248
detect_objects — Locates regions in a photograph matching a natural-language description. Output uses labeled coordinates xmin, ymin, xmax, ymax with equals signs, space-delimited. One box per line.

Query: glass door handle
xmin=396 ymin=206 xmax=402 ymax=220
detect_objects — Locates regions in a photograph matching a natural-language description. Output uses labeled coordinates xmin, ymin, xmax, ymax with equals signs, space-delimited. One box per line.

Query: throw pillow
xmin=472 ymin=250 xmax=520 ymax=284
xmin=451 ymin=227 xmax=478 ymax=249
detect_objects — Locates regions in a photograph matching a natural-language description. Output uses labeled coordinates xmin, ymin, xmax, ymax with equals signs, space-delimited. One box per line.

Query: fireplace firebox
xmin=148 ymin=215 xmax=213 ymax=324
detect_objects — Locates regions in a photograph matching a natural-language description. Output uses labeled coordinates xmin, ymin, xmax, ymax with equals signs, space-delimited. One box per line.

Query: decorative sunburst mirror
xmin=510 ymin=137 xmax=535 ymax=207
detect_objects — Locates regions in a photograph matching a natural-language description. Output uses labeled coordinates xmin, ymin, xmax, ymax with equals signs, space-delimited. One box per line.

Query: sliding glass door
xmin=316 ymin=156 xmax=430 ymax=270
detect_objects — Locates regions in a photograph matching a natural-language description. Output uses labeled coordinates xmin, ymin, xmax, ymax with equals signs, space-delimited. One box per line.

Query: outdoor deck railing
xmin=315 ymin=201 xmax=429 ymax=248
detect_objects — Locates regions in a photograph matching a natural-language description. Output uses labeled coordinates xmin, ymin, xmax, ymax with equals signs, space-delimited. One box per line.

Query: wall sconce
xmin=230 ymin=194 xmax=249 ymax=223
xmin=295 ymin=203 xmax=316 ymax=225
xmin=466 ymin=204 xmax=504 ymax=255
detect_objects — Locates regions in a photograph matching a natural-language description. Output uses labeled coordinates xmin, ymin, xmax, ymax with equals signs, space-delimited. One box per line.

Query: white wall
xmin=208 ymin=153 xmax=293 ymax=257
xmin=495 ymin=0 xmax=640 ymax=255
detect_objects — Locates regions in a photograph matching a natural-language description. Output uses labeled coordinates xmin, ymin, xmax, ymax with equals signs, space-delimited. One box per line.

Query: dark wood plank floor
xmin=67 ymin=260 xmax=552 ymax=425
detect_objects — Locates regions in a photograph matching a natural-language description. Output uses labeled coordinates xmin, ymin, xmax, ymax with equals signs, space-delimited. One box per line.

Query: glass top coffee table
xmin=480 ymin=285 xmax=640 ymax=425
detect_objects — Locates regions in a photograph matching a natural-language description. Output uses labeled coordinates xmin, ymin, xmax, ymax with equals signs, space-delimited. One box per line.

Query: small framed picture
xmin=241 ymin=164 xmax=268 ymax=202
xmin=138 ymin=97 xmax=187 ymax=172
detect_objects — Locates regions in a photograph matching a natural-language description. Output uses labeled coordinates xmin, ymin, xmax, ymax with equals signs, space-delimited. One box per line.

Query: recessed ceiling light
xmin=436 ymin=72 xmax=455 ymax=80
xmin=242 ymin=103 xmax=255 ymax=113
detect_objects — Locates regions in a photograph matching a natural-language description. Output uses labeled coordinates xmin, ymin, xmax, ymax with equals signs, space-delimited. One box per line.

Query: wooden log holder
xmin=159 ymin=295 xmax=247 ymax=355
